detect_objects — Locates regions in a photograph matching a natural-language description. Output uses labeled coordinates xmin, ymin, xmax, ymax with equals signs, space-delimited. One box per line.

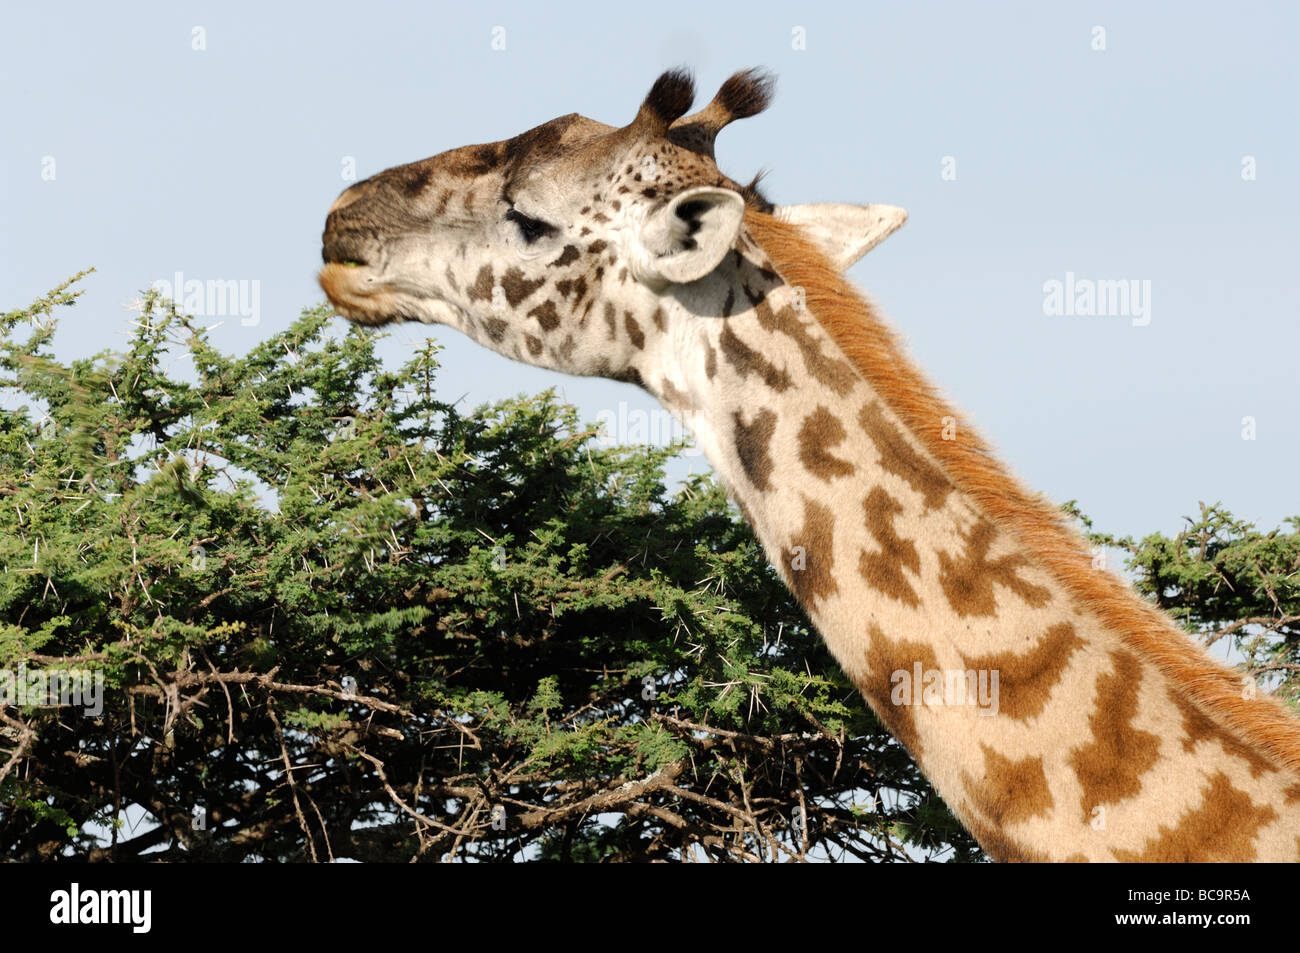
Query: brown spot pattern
xmin=555 ymin=275 xmax=588 ymax=303
xmin=797 ymin=406 xmax=856 ymax=481
xmin=1068 ymin=650 xmax=1161 ymax=821
xmin=859 ymin=402 xmax=953 ymax=511
xmin=963 ymin=744 xmax=1054 ymax=826
xmin=549 ymin=245 xmax=580 ymax=268
xmin=528 ymin=300 xmax=560 ymax=332
xmin=1112 ymin=772 xmax=1278 ymax=861
xmin=732 ymin=408 xmax=776 ymax=491
xmin=857 ymin=624 xmax=939 ymax=759
xmin=467 ymin=265 xmax=494 ymax=302
xmin=624 ymin=313 xmax=645 ymax=349
xmin=937 ymin=520 xmax=1052 ymax=617
xmin=962 ymin=815 xmax=1050 ymax=863
xmin=750 ymin=297 xmax=858 ymax=396
xmin=500 ymin=267 xmax=546 ymax=307
xmin=1168 ymin=688 xmax=1277 ymax=778
xmin=858 ymin=487 xmax=921 ymax=607
xmin=719 ymin=324 xmax=792 ymax=392
xmin=780 ymin=498 xmax=839 ymax=607
xmin=525 ymin=334 xmax=543 ymax=357
xmin=660 ymin=378 xmax=692 ymax=411
xmin=961 ymin=622 xmax=1084 ymax=722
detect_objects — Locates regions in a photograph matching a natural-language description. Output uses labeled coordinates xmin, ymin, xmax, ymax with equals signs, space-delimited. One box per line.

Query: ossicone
xmin=670 ymin=68 xmax=776 ymax=158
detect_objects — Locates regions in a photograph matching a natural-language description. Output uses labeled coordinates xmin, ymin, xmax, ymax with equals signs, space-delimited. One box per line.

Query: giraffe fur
xmin=319 ymin=67 xmax=1300 ymax=862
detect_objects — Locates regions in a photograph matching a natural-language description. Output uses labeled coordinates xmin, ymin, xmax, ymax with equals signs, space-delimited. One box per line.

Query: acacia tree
xmin=0 ymin=276 xmax=1293 ymax=862
xmin=0 ymin=276 xmax=972 ymax=862
xmin=1065 ymin=501 xmax=1300 ymax=710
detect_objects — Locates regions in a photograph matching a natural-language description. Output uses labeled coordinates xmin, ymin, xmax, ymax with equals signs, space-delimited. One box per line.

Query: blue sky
xmin=3 ymin=0 xmax=1297 ymax=538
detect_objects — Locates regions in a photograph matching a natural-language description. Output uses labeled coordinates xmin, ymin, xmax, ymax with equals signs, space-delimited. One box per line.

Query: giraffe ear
xmin=637 ymin=186 xmax=746 ymax=284
xmin=774 ymin=203 xmax=908 ymax=271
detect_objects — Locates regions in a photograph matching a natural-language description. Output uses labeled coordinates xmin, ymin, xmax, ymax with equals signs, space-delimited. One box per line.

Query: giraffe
xmin=318 ymin=68 xmax=1300 ymax=861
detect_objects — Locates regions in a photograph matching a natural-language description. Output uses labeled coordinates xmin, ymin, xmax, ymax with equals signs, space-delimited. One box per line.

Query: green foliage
xmin=1 ymin=275 xmax=1290 ymax=863
xmin=1065 ymin=500 xmax=1300 ymax=709
xmin=0 ymin=276 xmax=970 ymax=862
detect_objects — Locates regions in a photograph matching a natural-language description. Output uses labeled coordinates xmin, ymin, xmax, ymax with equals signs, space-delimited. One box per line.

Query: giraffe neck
xmin=643 ymin=215 xmax=1300 ymax=862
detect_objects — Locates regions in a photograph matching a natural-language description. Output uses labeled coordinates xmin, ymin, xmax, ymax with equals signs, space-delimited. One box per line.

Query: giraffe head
xmin=319 ymin=68 xmax=905 ymax=383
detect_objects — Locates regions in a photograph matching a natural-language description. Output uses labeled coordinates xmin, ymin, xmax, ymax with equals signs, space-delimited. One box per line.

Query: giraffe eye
xmin=505 ymin=208 xmax=555 ymax=244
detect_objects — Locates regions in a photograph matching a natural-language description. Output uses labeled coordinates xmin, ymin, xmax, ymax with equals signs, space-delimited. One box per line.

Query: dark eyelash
xmin=505 ymin=207 xmax=555 ymax=244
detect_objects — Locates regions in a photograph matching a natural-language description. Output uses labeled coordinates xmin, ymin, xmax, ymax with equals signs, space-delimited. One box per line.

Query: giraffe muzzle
xmin=320 ymin=220 xmax=375 ymax=269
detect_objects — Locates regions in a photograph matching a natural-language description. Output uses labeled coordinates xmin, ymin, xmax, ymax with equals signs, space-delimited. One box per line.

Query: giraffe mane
xmin=743 ymin=207 xmax=1300 ymax=774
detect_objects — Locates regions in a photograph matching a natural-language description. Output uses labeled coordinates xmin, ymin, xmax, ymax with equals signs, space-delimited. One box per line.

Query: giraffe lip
xmin=319 ymin=261 xmax=392 ymax=324
xmin=320 ymin=230 xmax=372 ymax=267
xmin=322 ymin=250 xmax=369 ymax=267
xmin=317 ymin=262 xmax=459 ymax=328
